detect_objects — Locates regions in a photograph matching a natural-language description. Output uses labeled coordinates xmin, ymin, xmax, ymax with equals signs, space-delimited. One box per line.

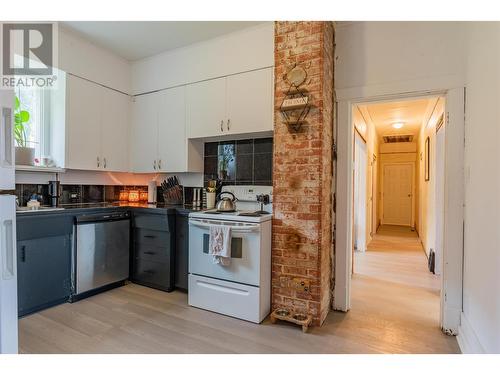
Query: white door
xmin=66 ymin=75 xmax=102 ymax=170
xmin=226 ymin=68 xmax=274 ymax=135
xmin=157 ymin=86 xmax=187 ymax=172
xmin=130 ymin=92 xmax=159 ymax=172
xmin=0 ymin=90 xmax=14 ymax=190
xmin=101 ymin=88 xmax=130 ymax=172
xmin=353 ymin=133 xmax=367 ymax=251
xmin=0 ymin=195 xmax=18 ymax=353
xmin=186 ymin=77 xmax=226 ymax=138
xmin=382 ymin=163 xmax=413 ymax=226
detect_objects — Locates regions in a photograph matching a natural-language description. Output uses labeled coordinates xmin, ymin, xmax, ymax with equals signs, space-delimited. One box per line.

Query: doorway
xmin=336 ymin=88 xmax=464 ymax=335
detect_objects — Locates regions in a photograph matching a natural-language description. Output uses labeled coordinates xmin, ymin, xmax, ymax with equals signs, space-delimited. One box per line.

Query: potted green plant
xmin=14 ymin=95 xmax=35 ymax=166
xmin=218 ymin=144 xmax=234 ymax=180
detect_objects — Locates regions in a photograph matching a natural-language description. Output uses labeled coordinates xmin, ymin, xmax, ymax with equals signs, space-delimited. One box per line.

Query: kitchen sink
xmin=16 ymin=207 xmax=66 ymax=213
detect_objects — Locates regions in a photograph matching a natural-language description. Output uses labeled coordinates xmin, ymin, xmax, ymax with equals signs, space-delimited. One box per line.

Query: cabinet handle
xmin=144 ymin=235 xmax=156 ymax=239
xmin=158 ymin=159 xmax=162 ymax=170
xmin=97 ymin=156 xmax=100 ymax=168
xmin=227 ymin=119 xmax=230 ymax=131
xmin=143 ymin=251 xmax=156 ymax=255
xmin=144 ymin=270 xmax=155 ymax=275
xmin=20 ymin=245 xmax=26 ymax=263
xmin=153 ymin=160 xmax=157 ymax=170
xmin=103 ymin=157 xmax=107 ymax=169
xmin=220 ymin=120 xmax=224 ymax=132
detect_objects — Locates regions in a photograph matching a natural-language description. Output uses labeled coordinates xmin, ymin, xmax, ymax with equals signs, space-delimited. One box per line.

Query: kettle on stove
xmin=216 ymin=191 xmax=237 ymax=212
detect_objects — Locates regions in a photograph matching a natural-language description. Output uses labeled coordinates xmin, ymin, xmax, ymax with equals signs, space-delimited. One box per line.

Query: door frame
xmin=334 ymin=87 xmax=464 ymax=335
xmin=380 ymin=162 xmax=415 ymax=227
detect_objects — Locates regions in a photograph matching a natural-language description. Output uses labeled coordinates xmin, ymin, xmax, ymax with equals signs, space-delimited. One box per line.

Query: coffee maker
xmin=48 ymin=180 xmax=61 ymax=207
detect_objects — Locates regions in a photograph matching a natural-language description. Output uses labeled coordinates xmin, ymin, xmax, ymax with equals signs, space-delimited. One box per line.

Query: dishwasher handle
xmin=75 ymin=211 xmax=130 ymax=224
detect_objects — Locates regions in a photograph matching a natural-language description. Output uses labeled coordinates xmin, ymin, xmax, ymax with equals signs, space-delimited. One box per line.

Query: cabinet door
xmin=101 ymin=88 xmax=130 ymax=172
xmin=66 ymin=75 xmax=103 ymax=170
xmin=186 ymin=77 xmax=226 ymax=138
xmin=17 ymin=235 xmax=71 ymax=316
xmin=226 ymin=68 xmax=274 ymax=135
xmin=130 ymin=92 xmax=159 ymax=172
xmin=157 ymin=86 xmax=187 ymax=172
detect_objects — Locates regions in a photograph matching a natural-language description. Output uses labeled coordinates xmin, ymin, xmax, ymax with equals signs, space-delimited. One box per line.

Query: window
xmin=15 ymin=87 xmax=51 ymax=164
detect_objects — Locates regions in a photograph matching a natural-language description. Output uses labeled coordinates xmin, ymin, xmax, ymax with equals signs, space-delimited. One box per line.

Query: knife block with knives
xmin=161 ymin=176 xmax=183 ymax=205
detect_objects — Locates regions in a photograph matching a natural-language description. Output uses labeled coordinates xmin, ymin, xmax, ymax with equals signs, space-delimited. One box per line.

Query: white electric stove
xmin=188 ymin=185 xmax=272 ymax=323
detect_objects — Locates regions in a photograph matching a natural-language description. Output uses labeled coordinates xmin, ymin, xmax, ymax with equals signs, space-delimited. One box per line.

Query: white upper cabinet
xmin=158 ymin=86 xmax=187 ymax=172
xmin=130 ymin=87 xmax=203 ymax=173
xmin=66 ymin=75 xmax=102 ymax=170
xmin=101 ymin=88 xmax=130 ymax=172
xmin=130 ymin=92 xmax=159 ymax=172
xmin=66 ymin=75 xmax=130 ymax=172
xmin=186 ymin=68 xmax=274 ymax=139
xmin=186 ymin=77 xmax=226 ymax=139
xmin=226 ymin=68 xmax=274 ymax=135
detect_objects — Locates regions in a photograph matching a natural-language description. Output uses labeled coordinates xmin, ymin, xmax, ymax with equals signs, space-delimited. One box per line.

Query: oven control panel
xmin=221 ymin=185 xmax=273 ymax=203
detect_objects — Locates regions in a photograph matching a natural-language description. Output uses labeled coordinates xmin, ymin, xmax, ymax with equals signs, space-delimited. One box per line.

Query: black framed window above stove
xmin=204 ymin=137 xmax=273 ymax=186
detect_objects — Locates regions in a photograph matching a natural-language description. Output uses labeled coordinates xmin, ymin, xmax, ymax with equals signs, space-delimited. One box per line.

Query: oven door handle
xmin=189 ymin=219 xmax=260 ymax=233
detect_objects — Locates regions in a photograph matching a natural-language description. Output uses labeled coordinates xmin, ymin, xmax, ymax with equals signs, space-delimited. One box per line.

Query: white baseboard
xmin=457 ymin=312 xmax=485 ymax=354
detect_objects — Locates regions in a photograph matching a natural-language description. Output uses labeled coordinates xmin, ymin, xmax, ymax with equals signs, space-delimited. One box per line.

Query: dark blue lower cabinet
xmin=175 ymin=213 xmax=189 ymax=291
xmin=131 ymin=212 xmax=175 ymax=292
xmin=17 ymin=235 xmax=72 ymax=317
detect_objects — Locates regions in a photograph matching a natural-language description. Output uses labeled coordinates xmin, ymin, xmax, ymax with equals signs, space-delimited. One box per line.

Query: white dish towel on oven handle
xmin=209 ymin=225 xmax=232 ymax=266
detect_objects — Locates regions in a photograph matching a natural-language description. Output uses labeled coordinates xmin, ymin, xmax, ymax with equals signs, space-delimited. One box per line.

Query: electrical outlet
xmin=292 ymin=278 xmax=310 ymax=292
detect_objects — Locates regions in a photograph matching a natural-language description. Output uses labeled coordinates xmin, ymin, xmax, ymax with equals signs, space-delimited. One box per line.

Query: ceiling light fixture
xmin=392 ymin=122 xmax=404 ymax=129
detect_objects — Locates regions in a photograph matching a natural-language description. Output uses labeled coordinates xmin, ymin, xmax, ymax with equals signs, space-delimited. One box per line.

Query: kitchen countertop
xmin=16 ymin=202 xmax=205 ymax=217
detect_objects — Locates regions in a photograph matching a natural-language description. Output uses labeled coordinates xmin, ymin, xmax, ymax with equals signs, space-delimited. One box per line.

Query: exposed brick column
xmin=272 ymin=21 xmax=334 ymax=326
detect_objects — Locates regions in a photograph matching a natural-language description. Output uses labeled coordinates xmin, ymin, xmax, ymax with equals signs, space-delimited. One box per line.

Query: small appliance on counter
xmin=188 ymin=185 xmax=273 ymax=323
xmin=147 ymin=180 xmax=157 ymax=203
xmin=48 ymin=180 xmax=61 ymax=207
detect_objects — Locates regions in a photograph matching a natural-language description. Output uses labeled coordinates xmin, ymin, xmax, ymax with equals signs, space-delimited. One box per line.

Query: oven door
xmin=188 ymin=218 xmax=262 ymax=286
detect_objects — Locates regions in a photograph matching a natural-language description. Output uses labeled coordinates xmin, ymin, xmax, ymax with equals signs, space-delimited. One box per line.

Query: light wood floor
xmin=351 ymin=225 xmax=459 ymax=353
xmin=18 ymin=225 xmax=459 ymax=354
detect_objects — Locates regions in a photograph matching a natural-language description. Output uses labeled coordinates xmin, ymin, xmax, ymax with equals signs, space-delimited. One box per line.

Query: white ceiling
xmin=61 ymin=21 xmax=265 ymax=61
xmin=360 ymin=98 xmax=437 ymax=141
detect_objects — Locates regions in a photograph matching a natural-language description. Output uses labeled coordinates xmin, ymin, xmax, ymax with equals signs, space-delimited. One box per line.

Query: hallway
xmin=350 ymin=225 xmax=459 ymax=353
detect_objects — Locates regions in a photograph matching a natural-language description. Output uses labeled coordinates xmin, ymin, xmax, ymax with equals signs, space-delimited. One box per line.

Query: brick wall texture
xmin=272 ymin=21 xmax=335 ymax=326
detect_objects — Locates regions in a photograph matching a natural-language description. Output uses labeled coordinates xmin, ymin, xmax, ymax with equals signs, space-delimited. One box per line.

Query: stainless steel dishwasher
xmin=72 ymin=211 xmax=130 ymax=301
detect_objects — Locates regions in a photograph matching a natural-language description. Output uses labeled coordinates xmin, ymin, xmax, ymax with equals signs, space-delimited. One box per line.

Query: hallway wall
xmin=353 ymin=106 xmax=379 ymax=245
xmin=417 ymin=98 xmax=445 ymax=259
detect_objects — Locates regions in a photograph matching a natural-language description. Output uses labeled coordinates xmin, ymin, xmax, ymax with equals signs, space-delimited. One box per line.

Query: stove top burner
xmin=237 ymin=212 xmax=262 ymax=217
xmin=202 ymin=210 xmax=237 ymax=215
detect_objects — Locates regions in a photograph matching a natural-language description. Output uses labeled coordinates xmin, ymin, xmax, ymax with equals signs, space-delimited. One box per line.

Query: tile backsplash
xmin=203 ymin=137 xmax=273 ymax=186
xmin=15 ymin=184 xmax=148 ymax=206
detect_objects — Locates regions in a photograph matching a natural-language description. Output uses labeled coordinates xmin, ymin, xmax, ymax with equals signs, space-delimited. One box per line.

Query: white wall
xmin=417 ymin=98 xmax=444 ymax=259
xmin=459 ymin=22 xmax=500 ymax=353
xmin=131 ymin=22 xmax=274 ymax=95
xmin=335 ymin=22 xmax=465 ymax=93
xmin=59 ymin=26 xmax=131 ymax=93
